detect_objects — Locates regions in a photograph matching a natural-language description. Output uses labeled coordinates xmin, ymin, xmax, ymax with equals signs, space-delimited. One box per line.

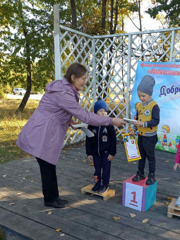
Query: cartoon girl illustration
xmin=162 ymin=125 xmax=170 ymax=149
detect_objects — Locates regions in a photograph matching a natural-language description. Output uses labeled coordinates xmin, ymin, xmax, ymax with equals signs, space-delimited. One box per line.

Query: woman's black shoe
xmin=44 ymin=200 xmax=66 ymax=208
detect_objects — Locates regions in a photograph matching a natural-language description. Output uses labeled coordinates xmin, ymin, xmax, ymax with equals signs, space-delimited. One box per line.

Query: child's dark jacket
xmin=86 ymin=125 xmax=116 ymax=156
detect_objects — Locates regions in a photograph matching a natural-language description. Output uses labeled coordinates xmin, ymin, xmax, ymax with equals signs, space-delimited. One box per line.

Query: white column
xmin=53 ymin=4 xmax=62 ymax=80
xmin=126 ymin=34 xmax=132 ymax=133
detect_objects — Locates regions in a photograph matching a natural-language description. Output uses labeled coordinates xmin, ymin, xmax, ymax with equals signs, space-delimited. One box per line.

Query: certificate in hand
xmin=122 ymin=133 xmax=141 ymax=162
xmin=72 ymin=123 xmax=94 ymax=138
xmin=123 ymin=118 xmax=137 ymax=124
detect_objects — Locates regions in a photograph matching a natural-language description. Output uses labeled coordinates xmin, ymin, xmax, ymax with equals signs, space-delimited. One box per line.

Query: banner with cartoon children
xmin=131 ymin=61 xmax=180 ymax=153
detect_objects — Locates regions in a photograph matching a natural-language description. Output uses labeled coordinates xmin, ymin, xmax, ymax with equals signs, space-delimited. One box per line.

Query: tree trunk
xmin=70 ymin=0 xmax=77 ymax=29
xmin=15 ymin=0 xmax=31 ymax=113
xmin=16 ymin=41 xmax=31 ymax=113
xmin=103 ymin=0 xmax=118 ymax=100
xmin=138 ymin=0 xmax=144 ymax=61
xmin=101 ymin=0 xmax=107 ymax=29
xmin=97 ymin=0 xmax=107 ymax=98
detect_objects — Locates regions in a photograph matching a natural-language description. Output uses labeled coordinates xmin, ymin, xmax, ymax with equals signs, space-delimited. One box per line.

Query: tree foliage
xmin=0 ymin=0 xmax=54 ymax=112
xmin=1 ymin=0 xmax=170 ymax=112
xmin=147 ymin=0 xmax=180 ymax=27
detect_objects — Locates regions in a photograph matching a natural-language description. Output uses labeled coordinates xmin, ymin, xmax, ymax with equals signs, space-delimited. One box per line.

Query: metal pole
xmin=126 ymin=34 xmax=132 ymax=132
xmin=53 ymin=4 xmax=62 ymax=80
xmin=92 ymin=39 xmax=97 ymax=104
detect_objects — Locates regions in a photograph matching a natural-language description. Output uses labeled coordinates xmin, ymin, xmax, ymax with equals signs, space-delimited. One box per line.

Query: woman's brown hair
xmin=64 ymin=62 xmax=87 ymax=83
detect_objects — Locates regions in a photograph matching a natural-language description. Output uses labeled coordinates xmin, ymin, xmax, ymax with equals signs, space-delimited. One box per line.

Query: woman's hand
xmin=129 ymin=129 xmax=135 ymax=136
xmin=112 ymin=118 xmax=126 ymax=127
xmin=70 ymin=120 xmax=79 ymax=125
xmin=107 ymin=155 xmax=114 ymax=161
xmin=70 ymin=120 xmax=80 ymax=129
xmin=173 ymin=163 xmax=180 ymax=171
xmin=133 ymin=120 xmax=143 ymax=127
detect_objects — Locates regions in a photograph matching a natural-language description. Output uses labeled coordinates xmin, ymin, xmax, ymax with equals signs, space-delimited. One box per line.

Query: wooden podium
xmin=81 ymin=184 xmax=115 ymax=201
xmin=122 ymin=175 xmax=157 ymax=211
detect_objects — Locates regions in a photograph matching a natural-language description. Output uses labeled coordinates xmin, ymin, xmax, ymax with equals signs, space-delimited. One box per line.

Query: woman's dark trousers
xmin=36 ymin=157 xmax=59 ymax=203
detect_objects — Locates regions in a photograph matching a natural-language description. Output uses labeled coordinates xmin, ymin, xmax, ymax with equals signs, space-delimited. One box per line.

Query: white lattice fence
xmin=57 ymin=25 xmax=180 ymax=145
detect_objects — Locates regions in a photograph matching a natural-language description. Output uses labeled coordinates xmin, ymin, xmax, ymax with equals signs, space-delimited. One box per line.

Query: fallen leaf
xmin=142 ymin=218 xmax=149 ymax=223
xmin=112 ymin=216 xmax=120 ymax=221
xmin=166 ymin=201 xmax=170 ymax=206
xmin=129 ymin=213 xmax=136 ymax=218
xmin=82 ymin=160 xmax=87 ymax=162
xmin=9 ymin=203 xmax=15 ymax=205
xmin=167 ymin=196 xmax=173 ymax=200
xmin=47 ymin=211 xmax=52 ymax=215
xmin=56 ymin=229 xmax=61 ymax=232
xmin=89 ymin=162 xmax=94 ymax=166
xmin=31 ymin=180 xmax=34 ymax=183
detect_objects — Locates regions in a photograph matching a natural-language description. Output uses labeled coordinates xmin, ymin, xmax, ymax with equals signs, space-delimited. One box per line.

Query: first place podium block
xmin=122 ymin=175 xmax=157 ymax=212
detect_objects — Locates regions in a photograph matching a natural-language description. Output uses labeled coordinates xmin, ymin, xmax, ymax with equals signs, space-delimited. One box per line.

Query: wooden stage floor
xmin=0 ymin=142 xmax=180 ymax=240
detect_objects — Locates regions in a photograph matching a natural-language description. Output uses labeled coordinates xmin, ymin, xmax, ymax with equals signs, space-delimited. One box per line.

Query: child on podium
xmin=130 ymin=75 xmax=160 ymax=185
xmin=173 ymin=141 xmax=180 ymax=207
xmin=86 ymin=100 xmax=117 ymax=194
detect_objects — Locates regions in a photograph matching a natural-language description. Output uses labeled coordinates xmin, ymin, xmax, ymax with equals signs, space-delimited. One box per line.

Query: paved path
xmin=6 ymin=94 xmax=43 ymax=100
xmin=0 ymin=143 xmax=180 ymax=240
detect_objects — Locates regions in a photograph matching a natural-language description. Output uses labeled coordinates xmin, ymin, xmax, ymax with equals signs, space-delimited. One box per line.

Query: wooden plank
xmin=0 ymin=200 xmax=127 ymax=240
xmin=0 ymin=207 xmax=77 ymax=240
xmin=0 ymin=197 xmax=167 ymax=240
xmin=168 ymin=198 xmax=180 ymax=218
xmin=81 ymin=184 xmax=115 ymax=200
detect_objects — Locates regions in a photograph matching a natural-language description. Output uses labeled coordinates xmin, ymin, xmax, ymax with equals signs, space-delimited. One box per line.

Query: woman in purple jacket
xmin=16 ymin=62 xmax=126 ymax=208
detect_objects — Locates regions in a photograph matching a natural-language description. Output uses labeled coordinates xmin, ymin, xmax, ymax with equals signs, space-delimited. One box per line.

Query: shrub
xmin=0 ymin=89 xmax=6 ymax=99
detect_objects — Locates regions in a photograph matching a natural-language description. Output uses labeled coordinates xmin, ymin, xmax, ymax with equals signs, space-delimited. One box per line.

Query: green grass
xmin=0 ymin=99 xmax=39 ymax=164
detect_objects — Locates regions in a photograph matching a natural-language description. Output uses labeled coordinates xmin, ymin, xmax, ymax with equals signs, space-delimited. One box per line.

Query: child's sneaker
xmin=99 ymin=185 xmax=109 ymax=194
xmin=146 ymin=173 xmax=156 ymax=185
xmin=175 ymin=197 xmax=180 ymax=207
xmin=132 ymin=171 xmax=145 ymax=182
xmin=91 ymin=182 xmax=101 ymax=192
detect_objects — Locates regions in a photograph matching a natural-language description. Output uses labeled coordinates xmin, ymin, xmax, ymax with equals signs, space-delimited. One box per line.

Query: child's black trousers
xmin=93 ymin=152 xmax=111 ymax=186
xmin=137 ymin=135 xmax=158 ymax=175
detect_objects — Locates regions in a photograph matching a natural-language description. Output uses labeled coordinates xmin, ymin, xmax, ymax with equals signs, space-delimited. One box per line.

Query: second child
xmin=130 ymin=75 xmax=160 ymax=185
xmin=86 ymin=100 xmax=117 ymax=194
